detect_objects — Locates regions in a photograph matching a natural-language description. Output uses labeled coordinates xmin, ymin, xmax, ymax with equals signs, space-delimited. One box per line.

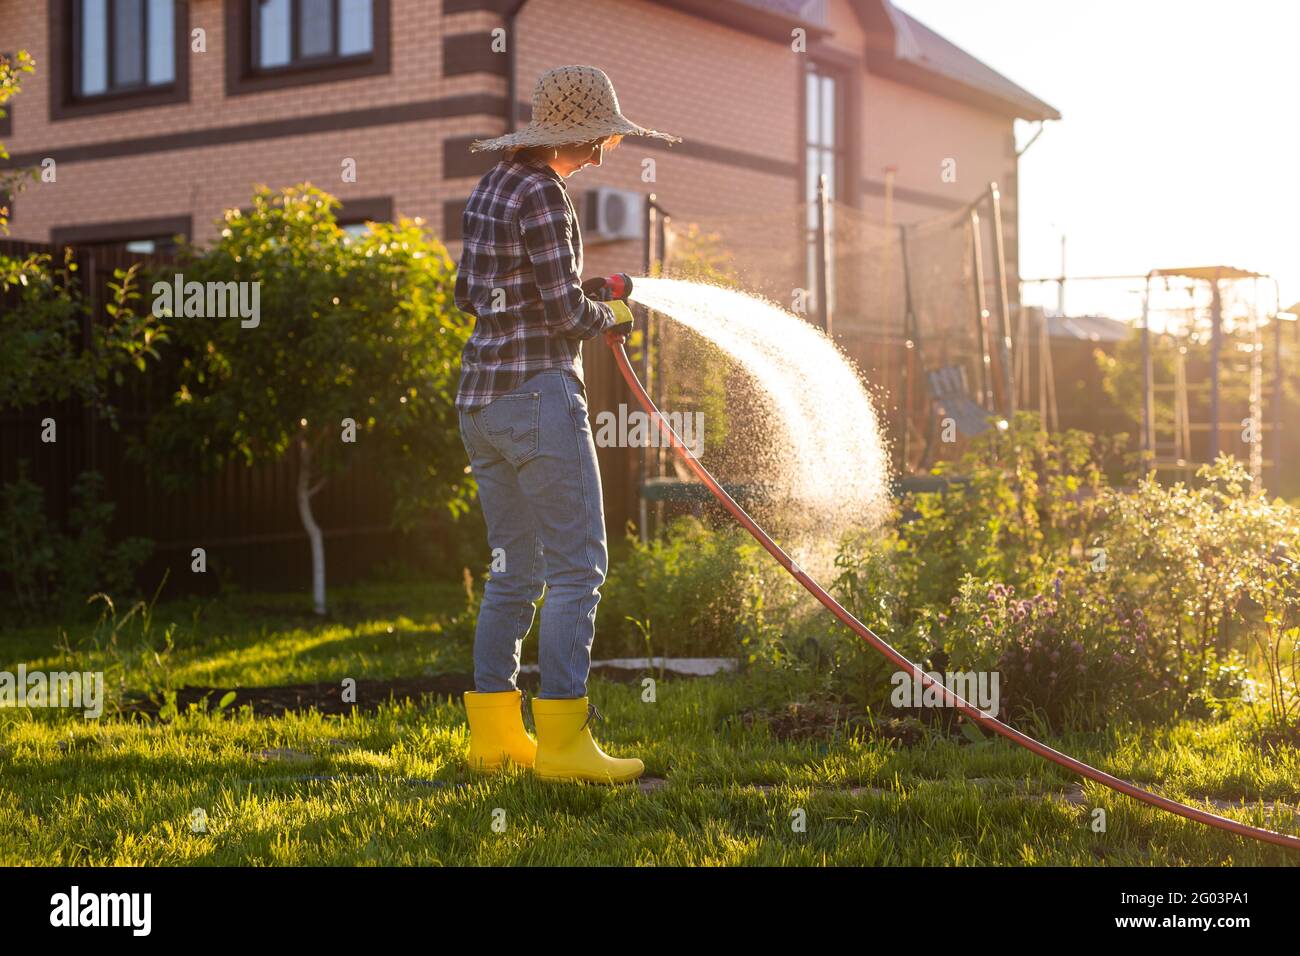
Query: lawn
xmin=1 ymin=582 xmax=1297 ymax=866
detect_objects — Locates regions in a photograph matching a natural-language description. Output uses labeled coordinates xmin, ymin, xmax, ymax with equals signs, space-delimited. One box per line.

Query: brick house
xmin=1 ymin=0 xmax=1058 ymax=528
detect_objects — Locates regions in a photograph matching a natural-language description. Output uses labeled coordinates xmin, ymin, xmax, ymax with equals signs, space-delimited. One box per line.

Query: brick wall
xmin=3 ymin=0 xmax=1020 ymax=263
xmin=0 ymin=0 xmax=503 ymax=244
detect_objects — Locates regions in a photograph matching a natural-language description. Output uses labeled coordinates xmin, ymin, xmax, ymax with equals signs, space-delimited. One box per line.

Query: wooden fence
xmin=0 ymin=239 xmax=486 ymax=597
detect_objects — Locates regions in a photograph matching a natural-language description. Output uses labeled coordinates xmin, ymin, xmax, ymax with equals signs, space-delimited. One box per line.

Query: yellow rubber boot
xmin=463 ymin=690 xmax=537 ymax=771
xmin=532 ymin=697 xmax=644 ymax=784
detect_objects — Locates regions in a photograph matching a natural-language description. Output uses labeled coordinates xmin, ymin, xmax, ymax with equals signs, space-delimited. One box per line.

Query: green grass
xmin=3 ymin=580 xmax=477 ymax=691
xmin=1 ymin=582 xmax=1298 ymax=865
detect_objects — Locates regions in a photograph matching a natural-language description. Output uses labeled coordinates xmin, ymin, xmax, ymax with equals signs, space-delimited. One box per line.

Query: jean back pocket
xmin=480 ymin=389 xmax=541 ymax=468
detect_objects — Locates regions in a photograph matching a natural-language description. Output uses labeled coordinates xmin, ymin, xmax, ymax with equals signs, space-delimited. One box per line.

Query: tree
xmin=1 ymin=51 xmax=34 ymax=231
xmin=142 ymin=185 xmax=475 ymax=614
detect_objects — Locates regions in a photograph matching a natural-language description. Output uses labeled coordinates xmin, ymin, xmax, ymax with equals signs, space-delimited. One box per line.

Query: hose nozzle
xmin=605 ymin=273 xmax=633 ymax=301
xmin=585 ymin=273 xmax=634 ymax=302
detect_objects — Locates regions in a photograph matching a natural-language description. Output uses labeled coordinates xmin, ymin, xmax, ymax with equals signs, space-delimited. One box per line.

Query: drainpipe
xmin=506 ymin=1 xmax=531 ymax=132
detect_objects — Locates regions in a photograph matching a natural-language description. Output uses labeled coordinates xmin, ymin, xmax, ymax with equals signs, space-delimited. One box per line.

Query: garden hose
xmin=605 ymin=328 xmax=1300 ymax=851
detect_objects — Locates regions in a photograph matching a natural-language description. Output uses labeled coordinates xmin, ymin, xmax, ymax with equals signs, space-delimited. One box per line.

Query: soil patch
xmin=120 ymin=663 xmax=690 ymax=718
xmin=740 ymin=700 xmax=929 ymax=746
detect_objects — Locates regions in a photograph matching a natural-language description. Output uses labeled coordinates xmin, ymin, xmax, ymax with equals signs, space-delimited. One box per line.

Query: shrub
xmin=599 ymin=516 xmax=794 ymax=659
xmin=935 ymin=571 xmax=1206 ymax=728
xmin=1242 ymin=535 xmax=1299 ymax=739
xmin=894 ymin=413 xmax=1128 ymax=614
xmin=825 ymin=425 xmax=1291 ymax=732
xmin=1100 ymin=457 xmax=1294 ymax=717
xmin=0 ymin=463 xmax=57 ymax=611
xmin=1 ymin=253 xmax=165 ymax=418
xmin=0 ymin=464 xmax=152 ymax=617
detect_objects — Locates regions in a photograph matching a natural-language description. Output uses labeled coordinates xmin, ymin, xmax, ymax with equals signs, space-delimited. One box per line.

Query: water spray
xmin=603 ymin=302 xmax=1300 ymax=851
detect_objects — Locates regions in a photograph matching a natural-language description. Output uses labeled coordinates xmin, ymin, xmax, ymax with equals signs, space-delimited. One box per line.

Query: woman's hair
xmin=510 ymin=135 xmax=623 ymax=164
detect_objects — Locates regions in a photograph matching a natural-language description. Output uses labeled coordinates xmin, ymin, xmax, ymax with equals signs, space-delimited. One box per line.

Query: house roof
xmin=853 ymin=1 xmax=1060 ymax=121
xmin=1046 ymin=313 xmax=1130 ymax=343
xmin=878 ymin=3 xmax=1060 ymax=121
xmin=1150 ymin=265 xmax=1267 ymax=282
xmin=655 ymin=0 xmax=1059 ymax=121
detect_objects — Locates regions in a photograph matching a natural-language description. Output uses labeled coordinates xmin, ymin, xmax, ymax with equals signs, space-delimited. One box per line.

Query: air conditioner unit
xmin=583 ymin=187 xmax=644 ymax=242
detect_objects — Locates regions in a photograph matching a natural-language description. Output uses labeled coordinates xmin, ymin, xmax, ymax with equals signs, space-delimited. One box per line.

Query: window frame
xmin=49 ymin=0 xmax=190 ymax=121
xmin=225 ymin=0 xmax=391 ymax=97
xmin=797 ymin=50 xmax=860 ymax=208
xmin=336 ymin=195 xmax=393 ymax=229
xmin=51 ymin=213 xmax=192 ymax=255
xmin=800 ymin=56 xmax=857 ymax=319
xmin=803 ymin=61 xmax=849 ymax=207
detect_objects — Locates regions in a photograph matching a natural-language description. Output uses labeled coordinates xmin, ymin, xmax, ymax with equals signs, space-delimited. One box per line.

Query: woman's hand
xmin=603 ymin=301 xmax=636 ymax=346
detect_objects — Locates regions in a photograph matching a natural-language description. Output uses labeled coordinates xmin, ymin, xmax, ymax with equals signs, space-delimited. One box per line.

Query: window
xmin=227 ymin=0 xmax=390 ymax=94
xmin=121 ymin=235 xmax=179 ymax=254
xmin=51 ymin=215 xmax=191 ymax=256
xmin=337 ymin=196 xmax=393 ymax=239
xmin=251 ymin=0 xmax=373 ymax=70
xmin=50 ymin=0 xmax=188 ymax=119
xmin=804 ymin=60 xmax=846 ymax=318
xmin=73 ymin=0 xmax=175 ymax=98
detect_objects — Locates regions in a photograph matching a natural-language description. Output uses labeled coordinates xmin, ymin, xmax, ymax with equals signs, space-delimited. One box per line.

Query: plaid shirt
xmin=454 ymin=157 xmax=615 ymax=409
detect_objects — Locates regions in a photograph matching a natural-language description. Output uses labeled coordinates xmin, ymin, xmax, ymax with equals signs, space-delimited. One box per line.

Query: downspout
xmin=506 ymin=0 xmax=531 ymax=132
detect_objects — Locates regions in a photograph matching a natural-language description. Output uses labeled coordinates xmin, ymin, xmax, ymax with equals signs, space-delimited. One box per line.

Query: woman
xmin=454 ymin=65 xmax=679 ymax=783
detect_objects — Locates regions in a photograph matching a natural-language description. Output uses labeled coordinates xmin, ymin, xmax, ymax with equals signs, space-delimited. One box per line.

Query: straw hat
xmin=470 ymin=65 xmax=681 ymax=152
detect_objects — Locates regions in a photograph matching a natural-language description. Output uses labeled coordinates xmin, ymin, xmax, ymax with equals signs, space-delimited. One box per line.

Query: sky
xmin=892 ymin=0 xmax=1300 ymax=322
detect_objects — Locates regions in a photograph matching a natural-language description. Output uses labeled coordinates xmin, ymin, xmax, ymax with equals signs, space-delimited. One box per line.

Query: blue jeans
xmin=458 ymin=369 xmax=608 ymax=699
